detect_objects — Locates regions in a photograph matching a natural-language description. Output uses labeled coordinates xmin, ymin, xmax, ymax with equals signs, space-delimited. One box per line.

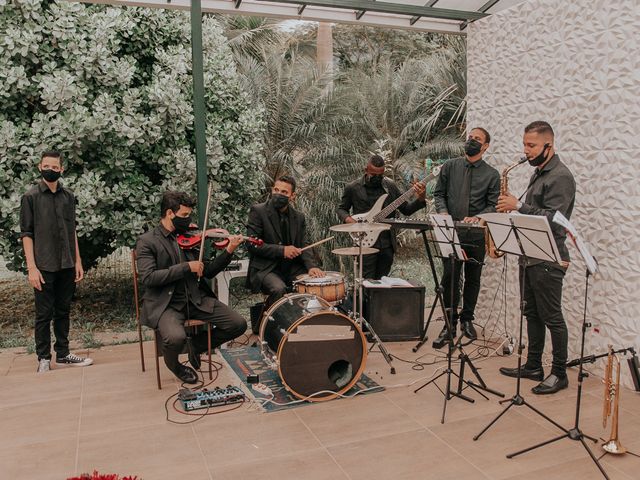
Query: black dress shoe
xmin=432 ymin=326 xmax=456 ymax=349
xmin=460 ymin=321 xmax=477 ymax=341
xmin=532 ymin=374 xmax=568 ymax=395
xmin=175 ymin=365 xmax=198 ymax=384
xmin=499 ymin=365 xmax=545 ymax=381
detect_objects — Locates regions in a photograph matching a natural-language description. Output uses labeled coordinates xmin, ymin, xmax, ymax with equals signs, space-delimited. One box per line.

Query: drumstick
xmin=301 ymin=236 xmax=334 ymax=252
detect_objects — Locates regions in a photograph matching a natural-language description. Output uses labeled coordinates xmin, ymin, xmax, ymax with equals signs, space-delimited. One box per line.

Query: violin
xmin=177 ymin=227 xmax=263 ymax=250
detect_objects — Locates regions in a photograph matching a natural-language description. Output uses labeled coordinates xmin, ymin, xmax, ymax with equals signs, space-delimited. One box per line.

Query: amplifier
xmin=363 ymin=284 xmax=425 ymax=341
xmin=178 ymin=385 xmax=246 ymax=411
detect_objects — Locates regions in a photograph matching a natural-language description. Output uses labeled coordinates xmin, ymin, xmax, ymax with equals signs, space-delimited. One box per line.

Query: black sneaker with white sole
xmin=56 ymin=353 xmax=94 ymax=367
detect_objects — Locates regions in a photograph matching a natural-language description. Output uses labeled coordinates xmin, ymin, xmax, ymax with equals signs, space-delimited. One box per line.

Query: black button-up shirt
xmin=433 ymin=157 xmax=500 ymax=221
xmin=20 ymin=181 xmax=77 ymax=272
xmin=518 ymin=154 xmax=576 ymax=264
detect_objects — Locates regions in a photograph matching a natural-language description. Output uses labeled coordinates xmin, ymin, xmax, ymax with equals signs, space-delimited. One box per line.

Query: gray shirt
xmin=433 ymin=157 xmax=500 ymax=221
xmin=518 ymin=154 xmax=576 ymax=264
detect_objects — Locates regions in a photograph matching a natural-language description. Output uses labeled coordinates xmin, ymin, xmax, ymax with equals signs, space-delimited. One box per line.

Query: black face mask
xmin=528 ymin=144 xmax=550 ymax=167
xmin=172 ymin=215 xmax=192 ymax=234
xmin=464 ymin=139 xmax=483 ymax=157
xmin=41 ymin=169 xmax=61 ymax=182
xmin=365 ymin=174 xmax=383 ymax=187
xmin=271 ymin=193 xmax=289 ymax=210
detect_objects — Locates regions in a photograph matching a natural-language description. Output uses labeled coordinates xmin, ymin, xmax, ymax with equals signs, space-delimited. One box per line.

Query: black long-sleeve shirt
xmin=518 ymin=154 xmax=575 ymax=264
xmin=337 ymin=176 xmax=426 ymax=250
xmin=19 ymin=181 xmax=77 ymax=272
xmin=433 ymin=157 xmax=500 ymax=221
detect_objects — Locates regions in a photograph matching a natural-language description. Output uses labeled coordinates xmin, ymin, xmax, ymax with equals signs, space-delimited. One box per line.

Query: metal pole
xmin=190 ymin=0 xmax=208 ymax=226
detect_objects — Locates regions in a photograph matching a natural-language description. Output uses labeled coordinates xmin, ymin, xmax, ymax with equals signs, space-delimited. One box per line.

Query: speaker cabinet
xmin=363 ymin=284 xmax=425 ymax=341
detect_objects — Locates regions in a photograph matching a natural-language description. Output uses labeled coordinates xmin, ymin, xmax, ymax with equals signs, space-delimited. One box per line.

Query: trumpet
xmin=602 ymin=345 xmax=626 ymax=455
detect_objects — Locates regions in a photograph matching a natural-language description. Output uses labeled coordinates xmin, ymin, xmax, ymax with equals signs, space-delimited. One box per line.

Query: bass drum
xmin=259 ymin=293 xmax=367 ymax=402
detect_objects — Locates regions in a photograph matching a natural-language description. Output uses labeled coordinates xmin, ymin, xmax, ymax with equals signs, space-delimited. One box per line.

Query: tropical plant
xmin=0 ymin=0 xmax=265 ymax=271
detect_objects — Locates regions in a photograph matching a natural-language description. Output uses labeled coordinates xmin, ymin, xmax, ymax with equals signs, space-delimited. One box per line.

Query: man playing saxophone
xmin=497 ymin=121 xmax=576 ymax=395
xmin=432 ymin=127 xmax=500 ymax=348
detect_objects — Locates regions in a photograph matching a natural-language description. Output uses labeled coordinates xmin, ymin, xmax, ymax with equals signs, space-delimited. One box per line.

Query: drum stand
xmin=350 ymin=232 xmax=396 ymax=375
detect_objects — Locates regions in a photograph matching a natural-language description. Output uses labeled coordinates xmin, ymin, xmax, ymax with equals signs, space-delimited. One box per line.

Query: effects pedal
xmin=178 ymin=385 xmax=246 ymax=411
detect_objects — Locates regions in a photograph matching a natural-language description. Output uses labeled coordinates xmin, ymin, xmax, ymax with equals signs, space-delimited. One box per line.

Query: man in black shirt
xmin=20 ymin=151 xmax=93 ymax=373
xmin=246 ymin=176 xmax=323 ymax=318
xmin=136 ymin=191 xmax=247 ymax=384
xmin=497 ymin=121 xmax=576 ymax=395
xmin=337 ymin=155 xmax=426 ymax=279
xmin=432 ymin=128 xmax=500 ymax=347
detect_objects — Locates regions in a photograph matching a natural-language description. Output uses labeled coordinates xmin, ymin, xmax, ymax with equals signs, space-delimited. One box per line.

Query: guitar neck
xmin=373 ymin=184 xmax=421 ymax=221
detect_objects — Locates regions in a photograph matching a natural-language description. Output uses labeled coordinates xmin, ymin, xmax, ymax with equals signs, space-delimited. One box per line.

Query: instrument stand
xmin=412 ymin=228 xmax=448 ymax=353
xmin=350 ymin=232 xmax=396 ymax=375
xmin=506 ymin=268 xmax=608 ymax=478
xmin=474 ymin=217 xmax=570 ymax=441
xmin=414 ymin=219 xmax=503 ymax=424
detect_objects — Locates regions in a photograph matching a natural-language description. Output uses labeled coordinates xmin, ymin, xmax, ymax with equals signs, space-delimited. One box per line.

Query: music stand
xmin=505 ymin=212 xmax=612 ymax=479
xmin=473 ymin=213 xmax=571 ymax=441
xmin=414 ymin=215 xmax=503 ymax=424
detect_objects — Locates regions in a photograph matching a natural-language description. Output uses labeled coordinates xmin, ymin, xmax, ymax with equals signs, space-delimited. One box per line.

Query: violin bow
xmin=198 ymin=182 xmax=214 ymax=264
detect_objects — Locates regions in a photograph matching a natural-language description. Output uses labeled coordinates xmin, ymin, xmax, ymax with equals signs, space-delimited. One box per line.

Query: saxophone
xmin=484 ymin=157 xmax=528 ymax=258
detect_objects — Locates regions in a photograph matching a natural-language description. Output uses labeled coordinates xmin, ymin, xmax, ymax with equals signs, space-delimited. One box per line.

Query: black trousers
xmin=34 ymin=268 xmax=76 ymax=360
xmin=260 ymin=264 xmax=308 ymax=307
xmin=521 ymin=262 xmax=568 ymax=377
xmin=362 ymin=246 xmax=395 ymax=280
xmin=156 ymin=299 xmax=247 ymax=374
xmin=440 ymin=232 xmax=485 ymax=327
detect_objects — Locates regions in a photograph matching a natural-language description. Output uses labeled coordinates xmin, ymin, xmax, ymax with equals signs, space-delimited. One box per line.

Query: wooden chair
xmin=131 ymin=250 xmax=212 ymax=389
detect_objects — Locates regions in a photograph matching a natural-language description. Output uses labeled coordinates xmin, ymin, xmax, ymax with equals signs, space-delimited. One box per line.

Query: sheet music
xmin=477 ymin=212 xmax=562 ymax=264
xmin=429 ymin=214 xmax=466 ymax=259
xmin=553 ymin=211 xmax=598 ymax=274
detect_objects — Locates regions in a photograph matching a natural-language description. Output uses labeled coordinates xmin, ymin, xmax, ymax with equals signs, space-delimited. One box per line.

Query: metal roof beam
xmin=259 ymin=0 xmax=487 ymax=21
xmin=70 ymin=0 xmax=470 ymax=33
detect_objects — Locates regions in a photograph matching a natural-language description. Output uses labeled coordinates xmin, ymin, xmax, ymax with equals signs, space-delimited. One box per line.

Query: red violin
xmin=177 ymin=227 xmax=263 ymax=250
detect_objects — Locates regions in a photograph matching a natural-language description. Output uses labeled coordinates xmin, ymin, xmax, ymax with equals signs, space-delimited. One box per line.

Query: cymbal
xmin=329 ymin=222 xmax=391 ymax=233
xmin=332 ymin=247 xmax=379 ymax=256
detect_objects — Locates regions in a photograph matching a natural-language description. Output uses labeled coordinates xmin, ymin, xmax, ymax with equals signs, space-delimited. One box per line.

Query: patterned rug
xmin=220 ymin=346 xmax=384 ymax=412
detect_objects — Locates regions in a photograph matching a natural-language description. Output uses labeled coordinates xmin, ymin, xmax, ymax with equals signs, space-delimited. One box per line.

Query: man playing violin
xmin=246 ymin=175 xmax=323 ymax=330
xmin=136 ymin=191 xmax=247 ymax=384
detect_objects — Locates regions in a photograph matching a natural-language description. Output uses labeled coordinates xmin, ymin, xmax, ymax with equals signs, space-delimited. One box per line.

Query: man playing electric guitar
xmin=337 ymin=154 xmax=426 ymax=279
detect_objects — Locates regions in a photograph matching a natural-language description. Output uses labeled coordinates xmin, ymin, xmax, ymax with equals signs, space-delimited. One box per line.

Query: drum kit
xmin=257 ymin=221 xmax=396 ymax=402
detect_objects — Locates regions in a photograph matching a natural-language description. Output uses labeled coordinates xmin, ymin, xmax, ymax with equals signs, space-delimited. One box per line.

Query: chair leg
xmin=154 ymin=332 xmax=162 ymax=390
xmin=207 ymin=324 xmax=212 ymax=380
xmin=138 ymin=323 xmax=146 ymax=372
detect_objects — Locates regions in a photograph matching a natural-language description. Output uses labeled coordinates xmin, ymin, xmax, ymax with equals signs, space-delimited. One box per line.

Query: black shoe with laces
xmin=175 ymin=365 xmax=198 ymax=384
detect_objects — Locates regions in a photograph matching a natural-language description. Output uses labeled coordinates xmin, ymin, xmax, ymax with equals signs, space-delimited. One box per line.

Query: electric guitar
xmin=350 ymin=166 xmax=441 ymax=248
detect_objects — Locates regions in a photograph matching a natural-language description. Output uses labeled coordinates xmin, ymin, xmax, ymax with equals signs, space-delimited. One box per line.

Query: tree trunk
xmin=316 ymin=22 xmax=333 ymax=76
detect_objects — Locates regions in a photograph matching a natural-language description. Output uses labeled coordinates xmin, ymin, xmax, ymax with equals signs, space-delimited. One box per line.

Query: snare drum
xmin=294 ymin=271 xmax=346 ymax=304
xmin=259 ymin=293 xmax=367 ymax=401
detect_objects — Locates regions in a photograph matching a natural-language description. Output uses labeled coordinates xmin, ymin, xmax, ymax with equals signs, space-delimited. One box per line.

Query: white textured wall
xmin=467 ymin=0 xmax=640 ymax=386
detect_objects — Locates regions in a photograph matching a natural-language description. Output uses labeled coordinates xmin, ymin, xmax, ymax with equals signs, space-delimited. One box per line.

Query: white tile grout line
xmin=74 ymin=366 xmax=86 ymax=476
xmin=384 ymin=392 xmax=494 ymax=479
xmin=190 ymin=424 xmax=215 ymax=480
xmin=293 ymin=409 xmax=354 ymax=480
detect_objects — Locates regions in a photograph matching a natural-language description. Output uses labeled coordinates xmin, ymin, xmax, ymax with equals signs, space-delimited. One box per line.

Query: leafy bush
xmin=0 ymin=0 xmax=265 ymax=271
